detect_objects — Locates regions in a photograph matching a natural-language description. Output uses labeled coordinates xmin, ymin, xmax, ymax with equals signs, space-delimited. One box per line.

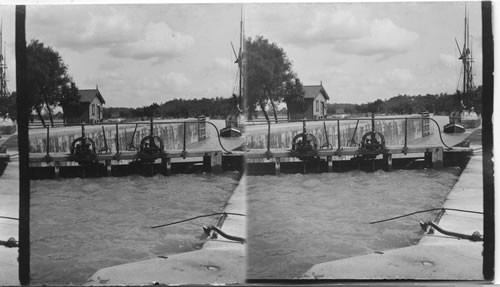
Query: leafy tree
xmin=26 ymin=39 xmax=75 ymax=127
xmin=246 ymin=36 xmax=295 ymax=121
xmin=0 ymin=92 xmax=17 ymax=119
xmin=283 ymin=78 xmax=306 ymax=119
xmin=58 ymin=81 xmax=81 ymax=124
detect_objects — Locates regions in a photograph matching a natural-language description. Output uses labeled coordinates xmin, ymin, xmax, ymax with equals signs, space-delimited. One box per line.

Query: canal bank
xmin=0 ymin=132 xmax=19 ymax=286
xmin=85 ymin=176 xmax=246 ymax=285
xmin=302 ymin=129 xmax=484 ymax=280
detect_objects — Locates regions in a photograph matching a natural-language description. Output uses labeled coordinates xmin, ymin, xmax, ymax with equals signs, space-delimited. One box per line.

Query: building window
xmin=92 ymin=104 xmax=95 ymax=116
xmin=316 ymin=101 xmax=319 ymax=112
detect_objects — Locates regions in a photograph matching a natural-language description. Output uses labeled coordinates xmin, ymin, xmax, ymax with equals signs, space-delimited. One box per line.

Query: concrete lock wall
xmin=245 ymin=116 xmax=429 ymax=150
xmin=29 ymin=122 xmax=204 ymax=153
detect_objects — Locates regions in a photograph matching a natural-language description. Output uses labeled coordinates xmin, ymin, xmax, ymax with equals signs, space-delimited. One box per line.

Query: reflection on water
xmin=247 ymin=168 xmax=460 ymax=279
xmin=30 ymin=173 xmax=239 ymax=285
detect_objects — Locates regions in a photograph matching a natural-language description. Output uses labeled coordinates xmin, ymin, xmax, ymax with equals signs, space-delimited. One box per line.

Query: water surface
xmin=31 ymin=173 xmax=239 ymax=285
xmin=247 ymin=168 xmax=460 ymax=279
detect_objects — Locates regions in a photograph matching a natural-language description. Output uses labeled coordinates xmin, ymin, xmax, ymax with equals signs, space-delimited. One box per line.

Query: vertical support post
xmin=482 ymin=2 xmax=495 ymax=279
xmin=150 ymin=117 xmax=154 ymax=137
xmin=432 ymin=147 xmax=443 ymax=168
xmin=102 ymin=126 xmax=109 ymax=153
xmin=371 ymin=113 xmax=375 ymax=132
xmin=267 ymin=120 xmax=271 ymax=154
xmin=404 ymin=117 xmax=408 ymax=150
xmin=183 ymin=121 xmax=187 ymax=154
xmin=327 ymin=155 xmax=333 ymax=172
xmin=211 ymin=151 xmax=222 ymax=173
xmin=54 ymin=161 xmax=60 ymax=179
xmin=203 ymin=154 xmax=210 ymax=172
xmin=163 ymin=157 xmax=171 ymax=176
xmin=15 ymin=6 xmax=30 ymax=284
xmin=105 ymin=159 xmax=111 ymax=176
xmin=337 ymin=119 xmax=341 ymax=150
xmin=275 ymin=157 xmax=281 ymax=176
xmin=45 ymin=126 xmax=50 ymax=157
xmin=149 ymin=118 xmax=155 ymax=152
xmin=424 ymin=151 xmax=432 ymax=168
xmin=115 ymin=123 xmax=120 ymax=154
xmin=384 ymin=153 xmax=392 ymax=171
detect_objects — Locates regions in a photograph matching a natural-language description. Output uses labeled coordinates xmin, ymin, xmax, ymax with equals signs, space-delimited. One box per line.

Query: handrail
xmin=257 ymin=115 xmax=453 ymax=151
xmin=36 ymin=119 xmax=233 ymax=158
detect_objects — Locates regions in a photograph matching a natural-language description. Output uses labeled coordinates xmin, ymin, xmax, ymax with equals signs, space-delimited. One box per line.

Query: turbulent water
xmin=30 ymin=173 xmax=240 ymax=285
xmin=247 ymin=168 xmax=461 ymax=279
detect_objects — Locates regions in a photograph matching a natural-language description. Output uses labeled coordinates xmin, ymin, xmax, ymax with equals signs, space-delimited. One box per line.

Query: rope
xmin=150 ymin=212 xmax=245 ymax=229
xmin=427 ymin=118 xmax=453 ymax=149
xmin=0 ymin=216 xmax=19 ymax=221
xmin=369 ymin=207 xmax=482 ymax=224
xmin=422 ymin=221 xmax=482 ymax=241
xmin=203 ymin=225 xmax=246 ymax=243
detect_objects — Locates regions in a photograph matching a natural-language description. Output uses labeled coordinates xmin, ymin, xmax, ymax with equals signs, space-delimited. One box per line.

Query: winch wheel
xmin=360 ymin=131 xmax=386 ymax=150
xmin=70 ymin=137 xmax=97 ymax=155
xmin=292 ymin=133 xmax=318 ymax=152
xmin=70 ymin=137 xmax=98 ymax=164
xmin=139 ymin=135 xmax=164 ymax=155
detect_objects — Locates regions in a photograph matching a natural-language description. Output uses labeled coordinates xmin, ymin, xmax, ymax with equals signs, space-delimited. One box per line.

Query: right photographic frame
xmin=243 ymin=1 xmax=493 ymax=282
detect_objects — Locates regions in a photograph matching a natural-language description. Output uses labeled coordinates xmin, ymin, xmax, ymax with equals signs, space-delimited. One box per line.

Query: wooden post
xmin=54 ymin=161 xmax=60 ymax=178
xmin=275 ymin=157 xmax=281 ymax=176
xmin=165 ymin=158 xmax=171 ymax=175
xmin=384 ymin=154 xmax=392 ymax=171
xmin=327 ymin=155 xmax=333 ymax=172
xmin=105 ymin=159 xmax=111 ymax=176
xmin=16 ymin=6 xmax=30 ymax=285
xmin=432 ymin=147 xmax=443 ymax=168
xmin=211 ymin=152 xmax=222 ymax=173
xmin=424 ymin=151 xmax=432 ymax=168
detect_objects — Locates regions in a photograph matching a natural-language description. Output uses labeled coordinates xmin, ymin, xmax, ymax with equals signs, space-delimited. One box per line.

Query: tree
xmin=246 ymin=36 xmax=295 ymax=121
xmin=59 ymin=81 xmax=81 ymax=124
xmin=0 ymin=92 xmax=17 ymax=119
xmin=283 ymin=77 xmax=306 ymax=119
xmin=26 ymin=39 xmax=75 ymax=127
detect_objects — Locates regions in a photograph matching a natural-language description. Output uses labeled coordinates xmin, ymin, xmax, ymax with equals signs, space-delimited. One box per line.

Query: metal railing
xmin=36 ymin=118 xmax=232 ymax=159
xmin=253 ymin=114 xmax=450 ymax=154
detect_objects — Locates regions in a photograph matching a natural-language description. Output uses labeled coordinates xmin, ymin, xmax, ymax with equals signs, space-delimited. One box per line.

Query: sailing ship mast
xmin=0 ymin=19 xmax=8 ymax=98
xmin=445 ymin=6 xmax=480 ymax=133
xmin=221 ymin=7 xmax=245 ymax=137
xmin=455 ymin=6 xmax=475 ymax=111
xmin=233 ymin=7 xmax=245 ymax=113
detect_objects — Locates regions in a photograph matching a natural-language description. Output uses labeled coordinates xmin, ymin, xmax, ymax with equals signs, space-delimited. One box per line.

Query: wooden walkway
xmin=243 ymin=145 xmax=472 ymax=175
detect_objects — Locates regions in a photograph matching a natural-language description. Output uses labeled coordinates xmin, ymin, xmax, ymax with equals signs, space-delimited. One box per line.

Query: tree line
xmin=327 ymin=87 xmax=482 ymax=116
xmin=103 ymin=97 xmax=237 ymax=120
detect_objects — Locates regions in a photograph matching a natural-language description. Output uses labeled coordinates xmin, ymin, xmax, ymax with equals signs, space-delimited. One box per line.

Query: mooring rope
xmin=203 ymin=225 xmax=246 ymax=243
xmin=420 ymin=221 xmax=483 ymax=242
xmin=0 ymin=216 xmax=19 ymax=221
xmin=150 ymin=212 xmax=245 ymax=229
xmin=369 ymin=207 xmax=483 ymax=224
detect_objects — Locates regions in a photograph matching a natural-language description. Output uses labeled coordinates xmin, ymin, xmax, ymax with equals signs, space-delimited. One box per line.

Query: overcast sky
xmin=0 ymin=2 xmax=483 ymax=107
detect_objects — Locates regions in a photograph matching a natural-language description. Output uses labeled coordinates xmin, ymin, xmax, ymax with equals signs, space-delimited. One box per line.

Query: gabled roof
xmin=303 ymin=85 xmax=329 ymax=100
xmin=79 ymin=89 xmax=105 ymax=104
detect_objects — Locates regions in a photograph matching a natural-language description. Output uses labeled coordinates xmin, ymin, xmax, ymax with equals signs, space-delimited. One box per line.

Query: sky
xmin=0 ymin=1 xmax=483 ymax=107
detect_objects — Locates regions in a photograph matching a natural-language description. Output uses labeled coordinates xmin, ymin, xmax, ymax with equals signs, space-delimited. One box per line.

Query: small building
xmin=288 ymin=83 xmax=329 ymax=120
xmin=65 ymin=87 xmax=105 ymax=124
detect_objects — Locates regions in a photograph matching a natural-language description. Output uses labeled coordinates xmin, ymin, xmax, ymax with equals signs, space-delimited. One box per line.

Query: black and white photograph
xmin=243 ymin=1 xmax=490 ymax=281
xmin=0 ymin=0 xmax=495 ymax=285
xmin=0 ymin=3 xmax=247 ymax=285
